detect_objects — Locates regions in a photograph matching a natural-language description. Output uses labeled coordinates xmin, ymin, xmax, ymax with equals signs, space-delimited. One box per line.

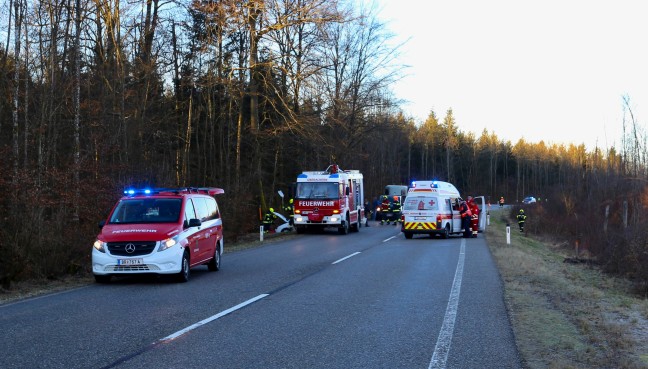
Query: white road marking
xmin=332 ymin=252 xmax=361 ymax=264
xmin=428 ymin=239 xmax=466 ymax=369
xmin=383 ymin=235 xmax=398 ymax=242
xmin=159 ymin=294 xmax=269 ymax=342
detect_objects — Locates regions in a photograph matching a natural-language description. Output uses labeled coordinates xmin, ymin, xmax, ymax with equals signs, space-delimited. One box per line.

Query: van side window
xmin=184 ymin=198 xmax=197 ymax=224
xmin=206 ymin=197 xmax=219 ymax=219
xmin=192 ymin=197 xmax=210 ymax=221
xmin=451 ymin=198 xmax=459 ymax=211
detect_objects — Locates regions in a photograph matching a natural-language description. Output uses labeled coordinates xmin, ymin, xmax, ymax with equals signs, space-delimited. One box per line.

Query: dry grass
xmin=486 ymin=209 xmax=648 ymax=369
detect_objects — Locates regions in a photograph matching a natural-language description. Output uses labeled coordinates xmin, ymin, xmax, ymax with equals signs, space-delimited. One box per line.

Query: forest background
xmin=0 ymin=0 xmax=646 ymax=294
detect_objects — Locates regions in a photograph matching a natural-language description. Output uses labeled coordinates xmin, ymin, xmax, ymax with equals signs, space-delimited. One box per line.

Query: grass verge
xmin=486 ymin=208 xmax=648 ymax=369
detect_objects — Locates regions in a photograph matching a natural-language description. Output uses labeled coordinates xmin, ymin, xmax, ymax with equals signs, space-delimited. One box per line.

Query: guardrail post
xmin=506 ymin=223 xmax=511 ymax=245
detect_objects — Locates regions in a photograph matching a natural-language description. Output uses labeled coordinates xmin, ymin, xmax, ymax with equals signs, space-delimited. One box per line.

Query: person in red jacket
xmin=467 ymin=196 xmax=480 ymax=238
xmin=459 ymin=199 xmax=472 ymax=238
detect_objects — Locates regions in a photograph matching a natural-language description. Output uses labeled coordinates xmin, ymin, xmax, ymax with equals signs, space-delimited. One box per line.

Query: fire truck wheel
xmin=441 ymin=224 xmax=450 ymax=239
xmin=338 ymin=217 xmax=349 ymax=235
xmin=207 ymin=246 xmax=221 ymax=271
xmin=176 ymin=251 xmax=190 ymax=283
xmin=296 ymin=226 xmax=306 ymax=234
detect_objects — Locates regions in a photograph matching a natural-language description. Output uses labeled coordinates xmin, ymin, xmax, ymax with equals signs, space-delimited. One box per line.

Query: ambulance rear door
xmin=475 ymin=196 xmax=487 ymax=231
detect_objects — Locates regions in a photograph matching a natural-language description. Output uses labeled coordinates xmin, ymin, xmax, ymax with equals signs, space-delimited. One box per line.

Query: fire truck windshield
xmin=296 ymin=182 xmax=339 ymax=199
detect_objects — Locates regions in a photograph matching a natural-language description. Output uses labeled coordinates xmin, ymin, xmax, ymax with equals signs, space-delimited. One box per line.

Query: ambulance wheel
xmin=338 ymin=218 xmax=349 ymax=235
xmin=176 ymin=251 xmax=190 ymax=282
xmin=441 ymin=225 xmax=450 ymax=239
xmin=404 ymin=232 xmax=413 ymax=239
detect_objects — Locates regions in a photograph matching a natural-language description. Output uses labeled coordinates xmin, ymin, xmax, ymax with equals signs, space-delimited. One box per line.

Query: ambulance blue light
xmin=125 ymin=189 xmax=135 ymax=195
xmin=329 ymin=173 xmax=340 ymax=178
xmin=297 ymin=174 xmax=308 ymax=179
xmin=411 ymin=181 xmax=417 ymax=188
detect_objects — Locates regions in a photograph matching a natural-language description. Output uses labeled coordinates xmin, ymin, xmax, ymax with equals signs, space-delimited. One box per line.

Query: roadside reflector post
xmin=260 ymin=226 xmax=264 ymax=242
xmin=487 ymin=211 xmax=490 ymax=226
xmin=506 ymin=223 xmax=511 ymax=244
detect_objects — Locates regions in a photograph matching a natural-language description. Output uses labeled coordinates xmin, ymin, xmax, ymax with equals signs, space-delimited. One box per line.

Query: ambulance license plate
xmin=414 ymin=217 xmax=428 ymax=220
xmin=118 ymin=258 xmax=143 ymax=265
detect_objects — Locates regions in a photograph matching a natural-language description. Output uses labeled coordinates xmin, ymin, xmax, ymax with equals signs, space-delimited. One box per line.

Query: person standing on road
xmin=467 ymin=196 xmax=480 ymax=238
xmin=283 ymin=199 xmax=294 ymax=226
xmin=262 ymin=208 xmax=277 ymax=233
xmin=364 ymin=199 xmax=371 ymax=227
xmin=391 ymin=196 xmax=402 ymax=225
xmin=459 ymin=199 xmax=473 ymax=238
xmin=517 ymin=209 xmax=527 ymax=232
xmin=380 ymin=195 xmax=391 ymax=225
xmin=499 ymin=196 xmax=505 ymax=208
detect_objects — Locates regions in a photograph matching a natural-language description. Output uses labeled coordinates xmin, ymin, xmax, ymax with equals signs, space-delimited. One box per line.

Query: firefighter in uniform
xmin=459 ymin=200 xmax=472 ymax=238
xmin=380 ymin=195 xmax=390 ymax=225
xmin=262 ymin=208 xmax=277 ymax=233
xmin=517 ymin=209 xmax=527 ymax=232
xmin=283 ymin=199 xmax=294 ymax=226
xmin=391 ymin=196 xmax=402 ymax=225
xmin=467 ymin=196 xmax=480 ymax=237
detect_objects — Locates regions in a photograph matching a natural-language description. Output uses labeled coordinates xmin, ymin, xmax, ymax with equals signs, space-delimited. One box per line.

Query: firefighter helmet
xmin=270 ymin=208 xmax=275 ymax=212
xmin=519 ymin=209 xmax=524 ymax=213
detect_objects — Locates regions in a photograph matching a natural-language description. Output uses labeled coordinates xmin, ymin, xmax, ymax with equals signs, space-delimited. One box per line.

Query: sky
xmin=373 ymin=0 xmax=648 ymax=150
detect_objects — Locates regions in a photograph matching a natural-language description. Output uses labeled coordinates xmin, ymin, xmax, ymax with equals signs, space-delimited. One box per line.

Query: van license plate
xmin=118 ymin=258 xmax=143 ymax=265
xmin=415 ymin=217 xmax=428 ymax=220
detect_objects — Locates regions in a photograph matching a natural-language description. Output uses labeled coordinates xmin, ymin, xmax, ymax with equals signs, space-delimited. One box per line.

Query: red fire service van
xmin=293 ymin=164 xmax=365 ymax=234
xmin=92 ymin=187 xmax=224 ymax=283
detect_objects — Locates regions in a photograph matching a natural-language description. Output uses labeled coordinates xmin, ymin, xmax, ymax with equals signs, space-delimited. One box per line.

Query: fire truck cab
xmin=401 ymin=180 xmax=464 ymax=239
xmin=293 ymin=164 xmax=364 ymax=235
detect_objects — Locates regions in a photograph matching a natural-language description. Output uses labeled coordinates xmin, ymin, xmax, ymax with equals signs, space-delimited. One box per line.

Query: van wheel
xmin=176 ymin=251 xmax=190 ymax=282
xmin=404 ymin=232 xmax=413 ymax=239
xmin=441 ymin=224 xmax=450 ymax=239
xmin=208 ymin=245 xmax=221 ymax=271
xmin=94 ymin=275 xmax=111 ymax=283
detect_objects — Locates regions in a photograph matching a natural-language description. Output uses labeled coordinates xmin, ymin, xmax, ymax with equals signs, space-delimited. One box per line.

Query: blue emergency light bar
xmin=124 ymin=188 xmax=152 ymax=195
xmin=410 ymin=181 xmax=439 ymax=189
xmin=123 ymin=187 xmax=225 ymax=196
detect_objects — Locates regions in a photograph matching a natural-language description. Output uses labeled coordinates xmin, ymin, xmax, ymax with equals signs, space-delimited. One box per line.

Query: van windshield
xmin=108 ymin=198 xmax=182 ymax=224
xmin=403 ymin=195 xmax=439 ymax=211
xmin=295 ymin=182 xmax=339 ymax=199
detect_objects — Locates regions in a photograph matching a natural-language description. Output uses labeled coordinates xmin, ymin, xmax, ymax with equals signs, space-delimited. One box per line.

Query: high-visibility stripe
xmin=403 ymin=222 xmax=437 ymax=230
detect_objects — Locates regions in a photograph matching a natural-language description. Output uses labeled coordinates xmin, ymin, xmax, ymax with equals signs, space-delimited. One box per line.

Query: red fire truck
xmin=293 ymin=164 xmax=365 ymax=235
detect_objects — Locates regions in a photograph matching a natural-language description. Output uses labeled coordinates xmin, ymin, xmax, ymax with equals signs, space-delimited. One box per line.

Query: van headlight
xmin=93 ymin=240 xmax=106 ymax=253
xmin=158 ymin=236 xmax=179 ymax=252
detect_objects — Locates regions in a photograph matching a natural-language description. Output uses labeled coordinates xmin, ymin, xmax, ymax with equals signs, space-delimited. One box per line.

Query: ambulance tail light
xmin=436 ymin=215 xmax=442 ymax=223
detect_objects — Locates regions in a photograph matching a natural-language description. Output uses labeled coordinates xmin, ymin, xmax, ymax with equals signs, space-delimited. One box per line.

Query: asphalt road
xmin=0 ymin=222 xmax=521 ymax=369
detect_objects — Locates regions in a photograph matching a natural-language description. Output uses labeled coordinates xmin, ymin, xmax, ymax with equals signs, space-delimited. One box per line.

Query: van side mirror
xmin=98 ymin=220 xmax=105 ymax=229
xmin=189 ymin=218 xmax=202 ymax=228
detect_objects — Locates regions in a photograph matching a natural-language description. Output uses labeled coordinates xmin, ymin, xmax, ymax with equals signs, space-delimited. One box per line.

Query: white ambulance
xmin=400 ymin=180 xmax=464 ymax=239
